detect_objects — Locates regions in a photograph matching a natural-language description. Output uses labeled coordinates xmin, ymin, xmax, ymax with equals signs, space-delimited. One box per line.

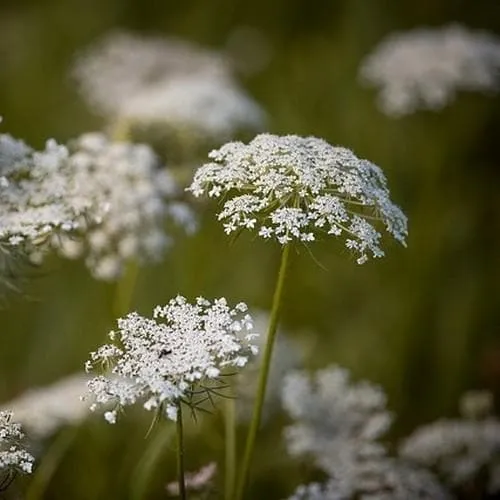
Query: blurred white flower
xmin=289 ymin=463 xmax=450 ymax=500
xmin=166 ymin=462 xmax=217 ymax=496
xmin=399 ymin=390 xmax=500 ymax=494
xmin=359 ymin=24 xmax=500 ymax=116
xmin=53 ymin=132 xmax=195 ymax=280
xmin=237 ymin=311 xmax=303 ymax=421
xmin=120 ymin=74 xmax=265 ymax=141
xmin=72 ymin=32 xmax=265 ymax=140
xmin=1 ymin=374 xmax=92 ymax=439
xmin=283 ymin=366 xmax=449 ymax=500
xmin=0 ymin=132 xmax=82 ymax=252
xmin=0 ymin=411 xmax=34 ymax=474
xmin=188 ymin=134 xmax=407 ymax=264
xmin=85 ymin=296 xmax=258 ymax=423
xmin=1 ymin=124 xmax=194 ymax=280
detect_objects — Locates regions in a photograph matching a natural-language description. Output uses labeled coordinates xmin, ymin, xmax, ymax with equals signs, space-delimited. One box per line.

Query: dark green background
xmin=1 ymin=0 xmax=499 ymax=498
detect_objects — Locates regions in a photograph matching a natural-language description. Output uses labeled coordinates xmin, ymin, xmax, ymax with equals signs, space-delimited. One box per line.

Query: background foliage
xmin=1 ymin=0 xmax=499 ymax=498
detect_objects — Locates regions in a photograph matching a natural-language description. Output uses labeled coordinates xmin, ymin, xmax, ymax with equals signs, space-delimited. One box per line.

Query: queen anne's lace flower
xmin=85 ymin=296 xmax=258 ymax=423
xmin=0 ymin=411 xmax=34 ymax=474
xmin=359 ymin=24 xmax=500 ymax=116
xmin=399 ymin=391 xmax=500 ymax=495
xmin=0 ymin=134 xmax=81 ymax=252
xmin=188 ymin=134 xmax=407 ymax=264
xmin=1 ymin=127 xmax=193 ymax=280
xmin=53 ymin=132 xmax=195 ymax=280
xmin=72 ymin=32 xmax=264 ymax=141
xmin=283 ymin=366 xmax=449 ymax=500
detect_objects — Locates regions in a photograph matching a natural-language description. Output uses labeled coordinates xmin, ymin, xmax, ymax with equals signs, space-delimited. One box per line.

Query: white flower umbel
xmin=73 ymin=32 xmax=228 ymax=117
xmin=73 ymin=32 xmax=264 ymax=141
xmin=85 ymin=296 xmax=258 ymax=423
xmin=120 ymin=74 xmax=265 ymax=141
xmin=288 ymin=464 xmax=450 ymax=500
xmin=283 ymin=366 xmax=449 ymax=500
xmin=188 ymin=134 xmax=407 ymax=264
xmin=0 ymin=411 xmax=34 ymax=475
xmin=400 ymin=391 xmax=500 ymax=495
xmin=283 ymin=366 xmax=393 ymax=474
xmin=53 ymin=132 xmax=195 ymax=281
xmin=0 ymin=132 xmax=81 ymax=253
xmin=1 ymin=374 xmax=93 ymax=439
xmin=359 ymin=24 xmax=500 ymax=116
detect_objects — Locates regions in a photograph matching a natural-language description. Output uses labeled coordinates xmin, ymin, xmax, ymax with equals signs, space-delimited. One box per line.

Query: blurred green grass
xmin=1 ymin=0 xmax=500 ymax=497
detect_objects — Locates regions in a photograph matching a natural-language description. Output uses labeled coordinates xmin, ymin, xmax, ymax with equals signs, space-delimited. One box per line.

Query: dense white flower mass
xmin=359 ymin=24 xmax=500 ymax=116
xmin=0 ymin=411 xmax=34 ymax=474
xmin=0 ymin=133 xmax=81 ymax=252
xmin=0 ymin=124 xmax=194 ymax=280
xmin=289 ymin=464 xmax=450 ymax=500
xmin=283 ymin=366 xmax=449 ymax=500
xmin=85 ymin=296 xmax=258 ymax=423
xmin=120 ymin=74 xmax=265 ymax=140
xmin=53 ymin=133 xmax=195 ymax=280
xmin=400 ymin=391 xmax=500 ymax=494
xmin=73 ymin=32 xmax=264 ymax=140
xmin=1 ymin=374 xmax=93 ymax=439
xmin=188 ymin=134 xmax=407 ymax=264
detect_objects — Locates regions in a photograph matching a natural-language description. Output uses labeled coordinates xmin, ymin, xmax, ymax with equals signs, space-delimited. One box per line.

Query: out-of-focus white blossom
xmin=120 ymin=74 xmax=264 ymax=141
xmin=0 ymin=411 xmax=34 ymax=474
xmin=289 ymin=463 xmax=450 ymax=500
xmin=85 ymin=296 xmax=258 ymax=423
xmin=359 ymin=24 xmax=500 ymax=116
xmin=1 ymin=125 xmax=194 ymax=281
xmin=1 ymin=374 xmax=93 ymax=439
xmin=400 ymin=390 xmax=500 ymax=494
xmin=166 ymin=462 xmax=217 ymax=496
xmin=283 ymin=366 xmax=449 ymax=500
xmin=72 ymin=32 xmax=265 ymax=140
xmin=237 ymin=311 xmax=303 ymax=421
xmin=188 ymin=134 xmax=407 ymax=264
xmin=53 ymin=132 xmax=195 ymax=281
xmin=0 ymin=132 xmax=82 ymax=252
xmin=282 ymin=366 xmax=393 ymax=475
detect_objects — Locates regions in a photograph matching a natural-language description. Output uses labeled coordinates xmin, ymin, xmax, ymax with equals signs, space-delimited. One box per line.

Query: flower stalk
xmin=235 ymin=243 xmax=291 ymax=499
xmin=176 ymin=402 xmax=187 ymax=500
xmin=224 ymin=394 xmax=237 ymax=499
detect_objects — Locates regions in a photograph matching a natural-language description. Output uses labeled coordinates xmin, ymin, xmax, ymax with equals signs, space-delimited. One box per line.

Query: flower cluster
xmin=0 ymin=127 xmax=80 ymax=253
xmin=85 ymin=296 xmax=258 ymax=423
xmin=53 ymin=132 xmax=195 ymax=280
xmin=0 ymin=411 xmax=34 ymax=475
xmin=188 ymin=134 xmax=407 ymax=264
xmin=359 ymin=24 xmax=500 ymax=116
xmin=283 ymin=366 xmax=448 ymax=500
xmin=72 ymin=32 xmax=265 ymax=141
xmin=1 ymin=122 xmax=193 ymax=281
xmin=400 ymin=391 xmax=500 ymax=495
xmin=1 ymin=374 xmax=93 ymax=439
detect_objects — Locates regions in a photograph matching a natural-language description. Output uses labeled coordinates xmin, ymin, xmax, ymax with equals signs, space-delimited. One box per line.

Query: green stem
xmin=109 ymin=119 xmax=140 ymax=320
xmin=176 ymin=403 xmax=187 ymax=500
xmin=224 ymin=394 xmax=237 ymax=500
xmin=235 ymin=244 xmax=291 ymax=500
xmin=129 ymin=424 xmax=175 ymax=500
